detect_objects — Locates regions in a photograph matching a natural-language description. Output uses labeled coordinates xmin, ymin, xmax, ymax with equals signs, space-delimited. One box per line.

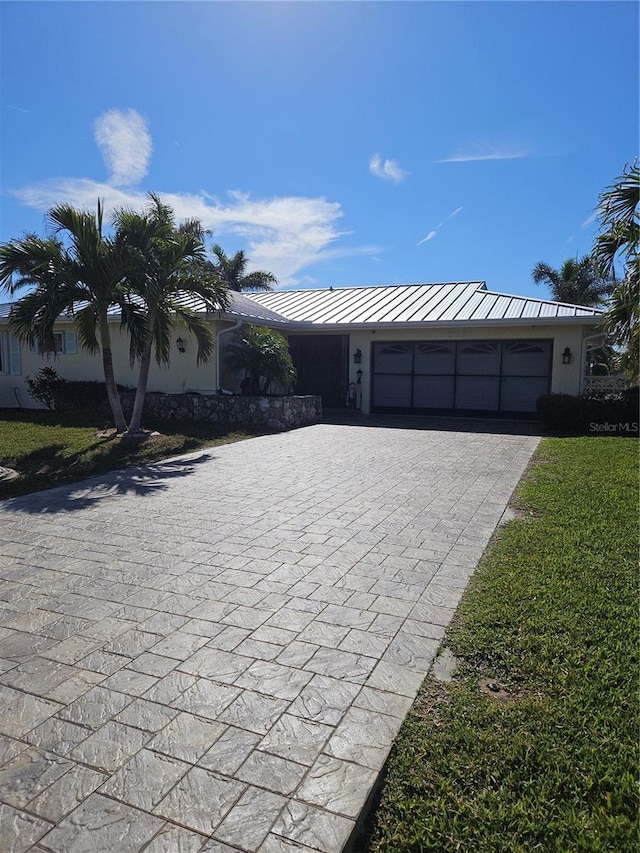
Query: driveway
xmin=0 ymin=421 xmax=540 ymax=852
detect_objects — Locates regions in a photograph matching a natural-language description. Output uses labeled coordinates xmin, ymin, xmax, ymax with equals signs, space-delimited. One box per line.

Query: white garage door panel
xmin=375 ymin=343 xmax=412 ymax=374
xmin=456 ymin=341 xmax=501 ymax=375
xmin=373 ymin=374 xmax=412 ymax=407
xmin=455 ymin=376 xmax=500 ymax=410
xmin=500 ymin=377 xmax=550 ymax=412
xmin=414 ymin=342 xmax=455 ymax=374
xmin=413 ymin=375 xmax=455 ymax=408
xmin=502 ymin=341 xmax=552 ymax=376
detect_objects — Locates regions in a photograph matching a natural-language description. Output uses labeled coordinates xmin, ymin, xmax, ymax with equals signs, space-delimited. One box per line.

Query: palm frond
xmin=172 ymin=307 xmax=216 ymax=364
xmin=238 ymin=270 xmax=277 ymax=292
xmin=74 ymin=304 xmax=101 ymax=354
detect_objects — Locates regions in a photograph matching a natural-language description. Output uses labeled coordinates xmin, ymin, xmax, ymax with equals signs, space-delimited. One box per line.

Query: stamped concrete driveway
xmin=0 ymin=421 xmax=539 ymax=853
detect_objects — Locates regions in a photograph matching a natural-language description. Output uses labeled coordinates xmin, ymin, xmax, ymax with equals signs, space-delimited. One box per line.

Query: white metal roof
xmin=245 ymin=282 xmax=602 ymax=326
xmin=0 ymin=281 xmax=603 ymax=329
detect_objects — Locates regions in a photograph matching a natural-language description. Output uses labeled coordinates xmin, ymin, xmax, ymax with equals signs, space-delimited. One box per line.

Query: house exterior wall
xmin=0 ymin=314 xmax=596 ymax=415
xmin=0 ymin=318 xmax=232 ymax=409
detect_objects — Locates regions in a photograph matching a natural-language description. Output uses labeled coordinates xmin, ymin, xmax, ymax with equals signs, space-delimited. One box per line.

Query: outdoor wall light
xmin=353 ymin=348 xmax=362 ymax=364
xmin=176 ymin=337 xmax=186 ymax=354
xmin=356 ymin=368 xmax=363 ymax=383
xmin=562 ymin=347 xmax=572 ymax=365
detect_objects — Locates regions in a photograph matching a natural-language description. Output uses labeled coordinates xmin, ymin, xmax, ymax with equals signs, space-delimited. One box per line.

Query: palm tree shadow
xmin=3 ymin=452 xmax=214 ymax=514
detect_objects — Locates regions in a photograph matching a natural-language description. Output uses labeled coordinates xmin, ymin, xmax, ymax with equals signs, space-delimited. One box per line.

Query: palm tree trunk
xmin=99 ymin=315 xmax=127 ymax=432
xmin=127 ymin=312 xmax=155 ymax=433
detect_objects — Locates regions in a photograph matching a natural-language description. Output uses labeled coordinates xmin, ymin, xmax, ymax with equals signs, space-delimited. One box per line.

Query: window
xmin=0 ymin=331 xmax=21 ymax=375
xmin=33 ymin=330 xmax=77 ymax=355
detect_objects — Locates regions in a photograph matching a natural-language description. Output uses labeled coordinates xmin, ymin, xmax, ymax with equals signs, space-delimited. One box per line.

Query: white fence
xmin=583 ymin=375 xmax=629 ymax=394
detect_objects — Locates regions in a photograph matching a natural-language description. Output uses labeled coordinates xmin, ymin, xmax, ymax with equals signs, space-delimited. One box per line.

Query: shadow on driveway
xmin=322 ymin=410 xmax=545 ymax=436
xmin=1 ymin=452 xmax=214 ymax=515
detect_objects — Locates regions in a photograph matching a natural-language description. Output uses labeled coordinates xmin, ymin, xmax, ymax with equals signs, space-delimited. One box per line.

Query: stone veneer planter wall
xmin=122 ymin=392 xmax=322 ymax=432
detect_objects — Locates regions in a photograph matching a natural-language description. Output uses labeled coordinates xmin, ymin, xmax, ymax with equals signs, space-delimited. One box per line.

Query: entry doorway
xmin=288 ymin=335 xmax=349 ymax=408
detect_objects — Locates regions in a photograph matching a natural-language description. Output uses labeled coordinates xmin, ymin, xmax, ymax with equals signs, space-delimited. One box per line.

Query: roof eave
xmin=275 ymin=315 xmax=603 ymax=332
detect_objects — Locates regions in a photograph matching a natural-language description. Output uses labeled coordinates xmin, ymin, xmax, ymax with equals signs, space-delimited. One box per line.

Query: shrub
xmin=25 ymin=367 xmax=68 ymax=410
xmin=537 ymin=388 xmax=639 ymax=435
xmin=25 ymin=367 xmax=126 ymax=420
xmin=226 ymin=325 xmax=296 ymax=395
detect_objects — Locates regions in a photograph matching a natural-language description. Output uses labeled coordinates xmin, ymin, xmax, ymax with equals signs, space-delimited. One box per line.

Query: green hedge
xmin=25 ymin=367 xmax=131 ymax=420
xmin=537 ymin=387 xmax=639 ymax=435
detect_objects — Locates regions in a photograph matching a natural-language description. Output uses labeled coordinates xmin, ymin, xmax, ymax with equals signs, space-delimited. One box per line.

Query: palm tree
xmin=225 ymin=324 xmax=296 ymax=395
xmin=115 ymin=194 xmax=229 ymax=433
xmin=210 ymin=244 xmax=277 ymax=292
xmin=592 ymin=161 xmax=639 ymax=280
xmin=592 ymin=162 xmax=639 ymax=379
xmin=0 ymin=202 xmax=129 ymax=431
xmin=531 ymin=256 xmax=614 ymax=306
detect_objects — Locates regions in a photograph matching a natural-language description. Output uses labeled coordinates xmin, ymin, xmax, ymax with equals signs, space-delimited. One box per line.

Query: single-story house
xmin=0 ymin=281 xmax=605 ymax=418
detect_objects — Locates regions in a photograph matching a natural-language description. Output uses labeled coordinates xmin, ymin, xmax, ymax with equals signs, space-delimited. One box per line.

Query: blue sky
xmin=1 ymin=1 xmax=637 ymax=300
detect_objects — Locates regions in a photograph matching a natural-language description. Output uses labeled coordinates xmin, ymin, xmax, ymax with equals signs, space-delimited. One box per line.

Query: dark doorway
xmin=288 ymin=335 xmax=349 ymax=408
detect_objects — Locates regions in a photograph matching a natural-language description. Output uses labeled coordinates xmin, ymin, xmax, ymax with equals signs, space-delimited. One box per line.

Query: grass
xmin=362 ymin=437 xmax=639 ymax=853
xmin=0 ymin=408 xmax=258 ymax=499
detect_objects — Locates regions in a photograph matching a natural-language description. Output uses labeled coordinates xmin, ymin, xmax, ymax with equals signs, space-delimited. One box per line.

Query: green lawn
xmin=0 ymin=409 xmax=257 ymax=499
xmin=363 ymin=437 xmax=639 ymax=853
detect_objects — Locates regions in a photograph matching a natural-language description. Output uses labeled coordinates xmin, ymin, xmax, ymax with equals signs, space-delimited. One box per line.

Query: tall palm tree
xmin=592 ymin=162 xmax=639 ymax=379
xmin=115 ymin=194 xmax=229 ymax=433
xmin=531 ymin=256 xmax=614 ymax=306
xmin=210 ymin=244 xmax=277 ymax=292
xmin=0 ymin=202 xmax=129 ymax=431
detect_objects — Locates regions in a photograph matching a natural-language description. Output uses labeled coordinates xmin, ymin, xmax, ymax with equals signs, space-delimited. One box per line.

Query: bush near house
xmin=25 ymin=367 xmax=131 ymax=419
xmin=537 ymin=387 xmax=639 ymax=435
xmin=226 ymin=324 xmax=296 ymax=395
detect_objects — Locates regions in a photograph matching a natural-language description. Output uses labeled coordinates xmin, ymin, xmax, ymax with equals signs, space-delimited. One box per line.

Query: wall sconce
xmin=356 ymin=368 xmax=363 ymax=384
xmin=176 ymin=337 xmax=186 ymax=354
xmin=353 ymin=348 xmax=362 ymax=364
xmin=562 ymin=347 xmax=572 ymax=365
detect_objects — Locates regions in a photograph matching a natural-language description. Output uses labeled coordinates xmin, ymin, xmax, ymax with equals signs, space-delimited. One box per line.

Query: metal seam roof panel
xmin=0 ymin=283 xmax=603 ymax=329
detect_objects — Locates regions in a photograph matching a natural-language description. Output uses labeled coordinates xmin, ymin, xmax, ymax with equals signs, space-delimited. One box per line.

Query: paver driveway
xmin=0 ymin=421 xmax=539 ymax=853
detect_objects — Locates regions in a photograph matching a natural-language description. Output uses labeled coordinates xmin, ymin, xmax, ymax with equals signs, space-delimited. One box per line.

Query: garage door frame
xmin=371 ymin=338 xmax=553 ymax=417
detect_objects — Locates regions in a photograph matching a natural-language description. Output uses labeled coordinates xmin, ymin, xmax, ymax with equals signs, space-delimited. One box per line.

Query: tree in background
xmin=592 ymin=161 xmax=639 ymax=381
xmin=531 ymin=256 xmax=614 ymax=306
xmin=0 ymin=202 xmax=130 ymax=431
xmin=226 ymin=324 xmax=296 ymax=395
xmin=114 ymin=194 xmax=229 ymax=433
xmin=210 ymin=244 xmax=277 ymax=292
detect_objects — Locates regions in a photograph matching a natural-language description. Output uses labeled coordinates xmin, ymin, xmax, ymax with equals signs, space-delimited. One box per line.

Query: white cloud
xmin=436 ymin=143 xmax=529 ymax=163
xmin=11 ymin=138 xmax=377 ymax=287
xmin=94 ymin=109 xmax=152 ymax=186
xmin=369 ymin=153 xmax=407 ymax=184
xmin=416 ymin=231 xmax=437 ymax=246
xmin=581 ymin=210 xmax=598 ymax=229
xmin=417 ymin=206 xmax=463 ymax=247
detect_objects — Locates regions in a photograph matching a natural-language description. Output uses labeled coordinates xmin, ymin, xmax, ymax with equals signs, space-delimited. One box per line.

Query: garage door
xmin=372 ymin=339 xmax=552 ymax=416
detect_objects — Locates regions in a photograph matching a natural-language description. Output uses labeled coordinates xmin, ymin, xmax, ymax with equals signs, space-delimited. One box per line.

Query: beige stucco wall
xmin=0 ymin=317 xmax=235 ymax=409
xmin=0 ymin=316 xmax=598 ymax=414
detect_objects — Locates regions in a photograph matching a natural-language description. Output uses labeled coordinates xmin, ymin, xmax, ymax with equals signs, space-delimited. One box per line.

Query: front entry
xmin=372 ymin=339 xmax=552 ymax=417
xmin=288 ymin=335 xmax=349 ymax=408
